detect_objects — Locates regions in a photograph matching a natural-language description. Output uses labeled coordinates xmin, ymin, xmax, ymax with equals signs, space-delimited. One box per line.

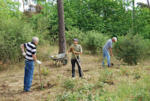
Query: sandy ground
xmin=0 ymin=54 xmax=149 ymax=101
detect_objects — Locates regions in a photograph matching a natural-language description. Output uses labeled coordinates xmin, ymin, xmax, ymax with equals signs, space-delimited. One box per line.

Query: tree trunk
xmin=57 ymin=0 xmax=66 ymax=53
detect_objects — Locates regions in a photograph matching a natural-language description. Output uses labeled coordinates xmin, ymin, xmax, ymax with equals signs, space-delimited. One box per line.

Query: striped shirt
xmin=24 ymin=42 xmax=36 ymax=61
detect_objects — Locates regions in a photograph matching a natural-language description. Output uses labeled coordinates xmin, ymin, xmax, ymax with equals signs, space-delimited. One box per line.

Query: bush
xmin=41 ymin=67 xmax=50 ymax=76
xmin=0 ymin=17 xmax=34 ymax=63
xmin=83 ymin=31 xmax=108 ymax=54
xmin=56 ymin=92 xmax=80 ymax=101
xmin=66 ymin=28 xmax=85 ymax=46
xmin=63 ymin=79 xmax=76 ymax=91
xmin=114 ymin=35 xmax=148 ymax=65
xmin=98 ymin=69 xmax=114 ymax=85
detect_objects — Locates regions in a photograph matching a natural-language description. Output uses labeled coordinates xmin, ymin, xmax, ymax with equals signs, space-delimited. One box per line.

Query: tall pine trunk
xmin=57 ymin=0 xmax=66 ymax=53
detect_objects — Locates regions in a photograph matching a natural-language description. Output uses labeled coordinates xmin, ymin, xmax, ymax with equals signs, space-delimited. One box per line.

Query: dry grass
xmin=0 ymin=45 xmax=150 ymax=101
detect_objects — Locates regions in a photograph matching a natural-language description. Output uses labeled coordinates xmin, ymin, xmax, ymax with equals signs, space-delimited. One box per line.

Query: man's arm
xmin=20 ymin=44 xmax=25 ymax=53
xmin=20 ymin=44 xmax=26 ymax=56
xmin=32 ymin=54 xmax=37 ymax=61
xmin=32 ymin=49 xmax=42 ymax=64
xmin=109 ymin=48 xmax=113 ymax=56
xmin=74 ymin=51 xmax=82 ymax=55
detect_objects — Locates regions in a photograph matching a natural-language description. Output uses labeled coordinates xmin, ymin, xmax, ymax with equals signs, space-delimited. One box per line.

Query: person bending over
xmin=102 ymin=37 xmax=117 ymax=67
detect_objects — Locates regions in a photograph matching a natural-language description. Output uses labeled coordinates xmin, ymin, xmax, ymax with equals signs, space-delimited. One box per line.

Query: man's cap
xmin=32 ymin=36 xmax=39 ymax=43
xmin=113 ymin=37 xmax=117 ymax=42
xmin=73 ymin=38 xmax=78 ymax=42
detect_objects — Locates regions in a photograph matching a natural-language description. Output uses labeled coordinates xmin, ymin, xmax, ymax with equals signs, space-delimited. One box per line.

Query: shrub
xmin=77 ymin=83 xmax=94 ymax=94
xmin=63 ymin=79 xmax=76 ymax=91
xmin=98 ymin=69 xmax=114 ymax=85
xmin=83 ymin=31 xmax=108 ymax=54
xmin=120 ymin=67 xmax=130 ymax=76
xmin=114 ymin=35 xmax=148 ymax=65
xmin=56 ymin=92 xmax=80 ymax=101
xmin=41 ymin=67 xmax=50 ymax=76
xmin=0 ymin=17 xmax=34 ymax=63
xmin=66 ymin=28 xmax=85 ymax=46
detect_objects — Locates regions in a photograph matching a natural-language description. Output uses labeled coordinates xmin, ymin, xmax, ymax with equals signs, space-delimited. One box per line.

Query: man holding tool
xmin=20 ymin=37 xmax=42 ymax=92
xmin=102 ymin=37 xmax=117 ymax=67
xmin=68 ymin=38 xmax=83 ymax=78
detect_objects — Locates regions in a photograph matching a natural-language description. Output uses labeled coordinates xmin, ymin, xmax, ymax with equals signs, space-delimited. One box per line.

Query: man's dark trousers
xmin=71 ymin=58 xmax=82 ymax=77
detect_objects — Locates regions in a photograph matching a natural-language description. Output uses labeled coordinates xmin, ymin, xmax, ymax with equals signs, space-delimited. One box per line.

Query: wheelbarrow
xmin=50 ymin=53 xmax=68 ymax=66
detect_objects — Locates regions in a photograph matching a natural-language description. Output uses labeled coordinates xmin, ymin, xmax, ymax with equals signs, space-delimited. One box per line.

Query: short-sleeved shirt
xmin=24 ymin=42 xmax=36 ymax=61
xmin=70 ymin=44 xmax=82 ymax=59
xmin=103 ymin=39 xmax=112 ymax=51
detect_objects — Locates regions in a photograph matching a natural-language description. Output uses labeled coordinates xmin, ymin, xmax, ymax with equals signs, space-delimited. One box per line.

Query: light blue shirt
xmin=103 ymin=39 xmax=112 ymax=50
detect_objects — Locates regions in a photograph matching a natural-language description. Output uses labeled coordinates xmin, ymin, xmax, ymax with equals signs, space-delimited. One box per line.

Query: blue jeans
xmin=102 ymin=48 xmax=111 ymax=67
xmin=24 ymin=60 xmax=34 ymax=91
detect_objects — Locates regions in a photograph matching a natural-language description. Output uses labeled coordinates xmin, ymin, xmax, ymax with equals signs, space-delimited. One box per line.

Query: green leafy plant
xmin=98 ymin=69 xmax=114 ymax=85
xmin=41 ymin=67 xmax=50 ymax=76
xmin=66 ymin=28 xmax=85 ymax=46
xmin=120 ymin=67 xmax=130 ymax=76
xmin=114 ymin=35 xmax=148 ymax=65
xmin=63 ymin=79 xmax=76 ymax=91
xmin=0 ymin=17 xmax=34 ymax=63
xmin=83 ymin=31 xmax=108 ymax=54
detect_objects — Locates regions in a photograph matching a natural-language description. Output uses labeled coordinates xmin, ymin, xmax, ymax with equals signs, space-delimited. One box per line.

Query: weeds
xmin=98 ymin=69 xmax=114 ymax=85
xmin=63 ymin=79 xmax=76 ymax=91
xmin=120 ymin=67 xmax=130 ymax=76
xmin=41 ymin=67 xmax=50 ymax=76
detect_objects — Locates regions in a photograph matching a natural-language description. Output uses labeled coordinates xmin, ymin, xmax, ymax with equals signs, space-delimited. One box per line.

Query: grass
xmin=0 ymin=45 xmax=150 ymax=101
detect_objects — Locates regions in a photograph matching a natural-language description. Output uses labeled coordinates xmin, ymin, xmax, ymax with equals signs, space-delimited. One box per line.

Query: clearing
xmin=0 ymin=46 xmax=150 ymax=101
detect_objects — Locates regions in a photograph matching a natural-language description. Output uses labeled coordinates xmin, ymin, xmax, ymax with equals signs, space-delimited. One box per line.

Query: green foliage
xmin=56 ymin=70 xmax=150 ymax=101
xmin=66 ymin=28 xmax=85 ymax=45
xmin=56 ymin=92 xmax=80 ymax=101
xmin=0 ymin=0 xmax=22 ymax=19
xmin=120 ymin=67 xmax=130 ymax=76
xmin=0 ymin=0 xmax=150 ymax=63
xmin=0 ymin=17 xmax=34 ymax=63
xmin=63 ymin=79 xmax=76 ymax=91
xmin=98 ymin=69 xmax=114 ymax=85
xmin=106 ymin=75 xmax=150 ymax=101
xmin=57 ymin=82 xmax=95 ymax=101
xmin=83 ymin=31 xmax=108 ymax=54
xmin=114 ymin=35 xmax=148 ymax=65
xmin=41 ymin=67 xmax=50 ymax=76
xmin=77 ymin=83 xmax=94 ymax=94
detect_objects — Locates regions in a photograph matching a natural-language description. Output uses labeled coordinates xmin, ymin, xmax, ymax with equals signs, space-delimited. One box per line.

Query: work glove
xmin=36 ymin=60 xmax=42 ymax=65
xmin=22 ymin=52 xmax=26 ymax=56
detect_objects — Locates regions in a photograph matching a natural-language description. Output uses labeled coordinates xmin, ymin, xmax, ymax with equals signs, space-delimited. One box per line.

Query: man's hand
xmin=110 ymin=53 xmax=114 ymax=56
xmin=36 ymin=60 xmax=42 ymax=65
xmin=74 ymin=51 xmax=82 ymax=55
xmin=109 ymin=48 xmax=113 ymax=57
xmin=74 ymin=51 xmax=79 ymax=55
xmin=22 ymin=52 xmax=26 ymax=56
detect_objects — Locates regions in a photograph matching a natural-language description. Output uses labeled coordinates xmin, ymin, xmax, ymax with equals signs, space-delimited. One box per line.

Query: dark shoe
xmin=23 ymin=89 xmax=30 ymax=92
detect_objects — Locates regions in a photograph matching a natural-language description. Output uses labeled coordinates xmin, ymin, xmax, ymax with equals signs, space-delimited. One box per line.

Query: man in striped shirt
xmin=20 ymin=37 xmax=42 ymax=92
